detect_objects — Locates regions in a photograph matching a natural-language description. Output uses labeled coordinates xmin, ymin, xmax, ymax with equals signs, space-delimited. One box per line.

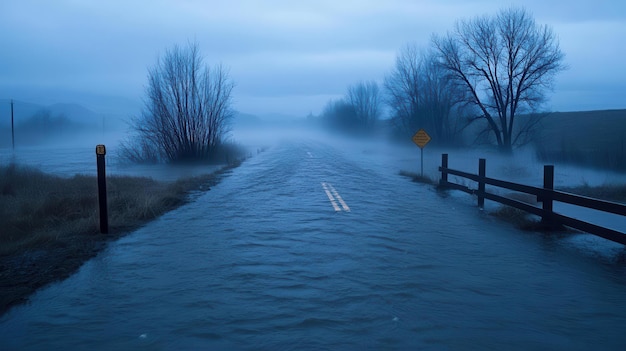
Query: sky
xmin=1 ymin=0 xmax=625 ymax=118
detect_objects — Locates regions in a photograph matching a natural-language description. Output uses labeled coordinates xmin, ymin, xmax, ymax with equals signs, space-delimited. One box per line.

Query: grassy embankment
xmin=0 ymin=161 xmax=239 ymax=314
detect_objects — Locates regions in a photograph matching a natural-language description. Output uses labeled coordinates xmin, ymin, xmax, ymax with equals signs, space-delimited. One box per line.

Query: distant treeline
xmin=314 ymin=7 xmax=565 ymax=154
xmin=304 ymin=5 xmax=625 ymax=172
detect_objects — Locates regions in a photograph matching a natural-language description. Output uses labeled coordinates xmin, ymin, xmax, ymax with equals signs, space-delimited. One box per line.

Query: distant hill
xmin=539 ymin=109 xmax=626 ymax=138
xmin=0 ymin=100 xmax=43 ymax=127
xmin=0 ymin=100 xmax=111 ymax=147
xmin=534 ymin=109 xmax=626 ymax=170
xmin=0 ymin=99 xmax=103 ymax=127
xmin=47 ymin=103 xmax=103 ymax=126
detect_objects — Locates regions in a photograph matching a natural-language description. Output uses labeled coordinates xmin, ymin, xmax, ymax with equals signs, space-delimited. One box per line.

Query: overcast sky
xmin=1 ymin=0 xmax=625 ymax=117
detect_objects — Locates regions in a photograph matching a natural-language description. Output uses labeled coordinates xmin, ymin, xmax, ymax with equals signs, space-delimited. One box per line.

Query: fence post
xmin=440 ymin=153 xmax=448 ymax=187
xmin=478 ymin=158 xmax=486 ymax=209
xmin=96 ymin=144 xmax=108 ymax=234
xmin=541 ymin=165 xmax=554 ymax=227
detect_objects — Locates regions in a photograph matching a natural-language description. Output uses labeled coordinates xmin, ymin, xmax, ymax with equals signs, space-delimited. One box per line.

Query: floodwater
xmin=1 ymin=137 xmax=626 ymax=350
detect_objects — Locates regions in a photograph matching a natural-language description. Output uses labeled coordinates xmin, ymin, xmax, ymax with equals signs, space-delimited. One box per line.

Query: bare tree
xmin=321 ymin=98 xmax=357 ymax=132
xmin=347 ymin=80 xmax=381 ymax=129
xmin=123 ymin=41 xmax=235 ymax=163
xmin=384 ymin=44 xmax=465 ymax=145
xmin=385 ymin=44 xmax=421 ymax=137
xmin=322 ymin=81 xmax=381 ymax=135
xmin=433 ymin=7 xmax=565 ymax=152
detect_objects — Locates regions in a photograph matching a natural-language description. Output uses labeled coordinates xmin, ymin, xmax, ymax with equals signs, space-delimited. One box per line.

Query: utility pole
xmin=11 ymin=99 xmax=15 ymax=151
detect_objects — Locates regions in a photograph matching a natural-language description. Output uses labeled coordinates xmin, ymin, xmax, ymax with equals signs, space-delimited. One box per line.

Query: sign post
xmin=412 ymin=129 xmax=431 ymax=177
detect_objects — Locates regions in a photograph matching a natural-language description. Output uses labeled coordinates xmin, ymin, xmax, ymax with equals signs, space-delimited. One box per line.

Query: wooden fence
xmin=438 ymin=154 xmax=626 ymax=245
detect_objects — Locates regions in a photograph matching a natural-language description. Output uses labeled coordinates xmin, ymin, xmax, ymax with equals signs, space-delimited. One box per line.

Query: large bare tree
xmin=384 ymin=44 xmax=465 ymax=145
xmin=124 ymin=42 xmax=235 ymax=163
xmin=433 ymin=7 xmax=565 ymax=152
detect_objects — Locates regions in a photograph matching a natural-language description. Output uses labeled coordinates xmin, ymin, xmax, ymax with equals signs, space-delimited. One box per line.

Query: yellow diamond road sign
xmin=412 ymin=129 xmax=431 ymax=148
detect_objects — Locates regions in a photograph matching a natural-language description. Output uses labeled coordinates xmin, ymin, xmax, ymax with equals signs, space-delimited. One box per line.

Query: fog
xmin=4 ymin=4 xmax=626 ymax=347
xmin=1 ymin=0 xmax=625 ymax=249
xmin=3 ymin=103 xmax=625 ymax=184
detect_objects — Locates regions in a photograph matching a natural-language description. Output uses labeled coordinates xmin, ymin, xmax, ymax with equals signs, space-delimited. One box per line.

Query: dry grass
xmin=491 ymin=205 xmax=534 ymax=227
xmin=399 ymin=170 xmax=437 ymax=185
xmin=1 ymin=165 xmax=95 ymax=253
xmin=0 ymin=161 xmax=239 ymax=314
xmin=0 ymin=164 xmax=219 ymax=256
xmin=0 ymin=163 xmax=242 ymax=255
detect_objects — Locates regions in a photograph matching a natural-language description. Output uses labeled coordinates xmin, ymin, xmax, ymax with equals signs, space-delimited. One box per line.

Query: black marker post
xmin=96 ymin=144 xmax=108 ymax=234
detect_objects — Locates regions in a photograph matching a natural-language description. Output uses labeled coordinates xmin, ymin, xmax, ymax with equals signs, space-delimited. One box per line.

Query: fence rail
xmin=438 ymin=154 xmax=626 ymax=245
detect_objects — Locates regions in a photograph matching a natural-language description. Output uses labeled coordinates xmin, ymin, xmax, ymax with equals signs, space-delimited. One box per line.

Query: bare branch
xmin=384 ymin=43 xmax=467 ymax=145
xmin=123 ymin=41 xmax=235 ymax=163
xmin=432 ymin=6 xmax=565 ymax=152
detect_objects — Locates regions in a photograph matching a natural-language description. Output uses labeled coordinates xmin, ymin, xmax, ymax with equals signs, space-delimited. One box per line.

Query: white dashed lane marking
xmin=321 ymin=182 xmax=350 ymax=212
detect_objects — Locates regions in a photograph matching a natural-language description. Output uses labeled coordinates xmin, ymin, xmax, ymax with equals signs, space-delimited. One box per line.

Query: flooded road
xmin=2 ymin=138 xmax=626 ymax=350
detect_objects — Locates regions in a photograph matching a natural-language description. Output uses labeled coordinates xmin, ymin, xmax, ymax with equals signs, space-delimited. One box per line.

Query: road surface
xmin=1 ymin=138 xmax=626 ymax=350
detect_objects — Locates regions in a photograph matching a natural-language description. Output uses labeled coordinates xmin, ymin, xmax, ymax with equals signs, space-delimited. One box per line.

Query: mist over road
xmin=1 ymin=138 xmax=626 ymax=350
